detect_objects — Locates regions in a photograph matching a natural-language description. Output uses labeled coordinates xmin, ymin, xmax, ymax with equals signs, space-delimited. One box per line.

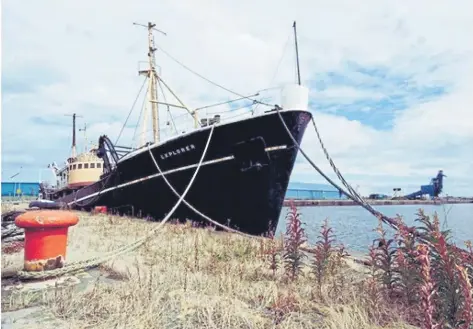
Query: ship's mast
xmin=135 ymin=22 xmax=165 ymax=145
xmin=64 ymin=113 xmax=83 ymax=157
xmin=131 ymin=21 xmax=200 ymax=147
xmin=292 ymin=21 xmax=301 ymax=85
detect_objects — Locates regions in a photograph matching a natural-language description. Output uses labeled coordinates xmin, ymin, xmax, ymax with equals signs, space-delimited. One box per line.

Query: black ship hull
xmin=45 ymin=109 xmax=312 ymax=236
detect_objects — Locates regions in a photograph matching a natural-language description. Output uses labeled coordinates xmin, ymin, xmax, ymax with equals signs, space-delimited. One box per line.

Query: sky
xmin=1 ymin=0 xmax=473 ymax=197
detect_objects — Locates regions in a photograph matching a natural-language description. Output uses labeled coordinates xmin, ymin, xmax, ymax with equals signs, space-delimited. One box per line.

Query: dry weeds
xmin=1 ymin=207 xmax=405 ymax=329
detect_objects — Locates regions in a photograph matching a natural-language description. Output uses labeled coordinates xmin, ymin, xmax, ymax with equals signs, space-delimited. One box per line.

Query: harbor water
xmin=275 ymin=203 xmax=473 ymax=254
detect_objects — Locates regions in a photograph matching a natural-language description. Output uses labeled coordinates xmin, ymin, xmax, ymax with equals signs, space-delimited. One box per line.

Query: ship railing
xmin=128 ymin=105 xmax=258 ymax=150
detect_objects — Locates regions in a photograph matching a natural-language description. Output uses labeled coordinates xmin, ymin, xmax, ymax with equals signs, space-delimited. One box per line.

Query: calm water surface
xmin=275 ymin=204 xmax=473 ymax=253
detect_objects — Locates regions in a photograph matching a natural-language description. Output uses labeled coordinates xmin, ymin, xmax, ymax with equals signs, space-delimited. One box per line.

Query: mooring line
xmin=16 ymin=125 xmax=216 ymax=280
xmin=147 ymin=141 xmax=266 ymax=241
xmin=274 ymin=108 xmax=402 ymax=231
xmin=274 ymin=107 xmax=473 ymax=267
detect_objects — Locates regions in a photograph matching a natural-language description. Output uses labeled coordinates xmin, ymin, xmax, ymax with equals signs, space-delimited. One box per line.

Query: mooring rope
xmin=274 ymin=108 xmax=402 ymax=230
xmin=274 ymin=107 xmax=473 ymax=266
xmin=147 ymin=141 xmax=265 ymax=241
xmin=308 ymin=116 xmax=400 ymax=226
xmin=16 ymin=125 xmax=216 ymax=280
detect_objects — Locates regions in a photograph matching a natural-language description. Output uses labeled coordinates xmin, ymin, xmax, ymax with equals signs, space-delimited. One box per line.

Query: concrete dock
xmin=283 ymin=198 xmax=473 ymax=207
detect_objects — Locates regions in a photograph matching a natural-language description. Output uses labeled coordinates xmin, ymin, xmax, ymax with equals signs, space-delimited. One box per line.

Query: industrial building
xmin=1 ymin=181 xmax=346 ymax=200
xmin=286 ymin=182 xmax=347 ymax=200
xmin=1 ymin=182 xmax=41 ymax=197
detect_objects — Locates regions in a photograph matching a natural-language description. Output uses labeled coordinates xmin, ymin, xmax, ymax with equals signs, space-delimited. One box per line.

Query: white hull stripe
xmin=69 ymin=145 xmax=287 ymax=205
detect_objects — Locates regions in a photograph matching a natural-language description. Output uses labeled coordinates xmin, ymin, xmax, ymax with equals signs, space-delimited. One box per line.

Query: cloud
xmin=2 ymin=65 xmax=67 ymax=94
xmin=2 ymin=0 xmax=473 ymax=197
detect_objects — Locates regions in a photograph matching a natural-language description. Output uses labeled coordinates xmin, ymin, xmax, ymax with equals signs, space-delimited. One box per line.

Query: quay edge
xmin=283 ymin=198 xmax=473 ymax=207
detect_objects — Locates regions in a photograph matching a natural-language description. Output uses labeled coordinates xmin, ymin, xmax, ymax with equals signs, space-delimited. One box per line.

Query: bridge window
xmin=90 ymin=163 xmax=95 ymax=168
xmin=73 ymin=164 xmax=77 ymax=170
xmin=97 ymin=163 xmax=102 ymax=168
xmin=84 ymin=163 xmax=89 ymax=169
xmin=78 ymin=164 xmax=83 ymax=169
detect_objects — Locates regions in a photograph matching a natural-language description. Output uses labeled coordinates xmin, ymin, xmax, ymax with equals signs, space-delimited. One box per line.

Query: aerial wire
xmin=115 ymin=77 xmax=148 ymax=145
xmin=132 ymin=84 xmax=149 ymax=147
xmin=253 ymin=29 xmax=293 ymax=115
xmin=156 ymin=45 xmax=273 ymax=108
xmin=157 ymin=79 xmax=178 ymax=135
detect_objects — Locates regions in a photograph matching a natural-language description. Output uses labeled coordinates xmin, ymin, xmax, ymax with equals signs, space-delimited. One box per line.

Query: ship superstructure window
xmin=84 ymin=163 xmax=89 ymax=169
xmin=90 ymin=163 xmax=95 ymax=169
xmin=73 ymin=164 xmax=77 ymax=170
xmin=97 ymin=163 xmax=102 ymax=168
xmin=78 ymin=164 xmax=83 ymax=169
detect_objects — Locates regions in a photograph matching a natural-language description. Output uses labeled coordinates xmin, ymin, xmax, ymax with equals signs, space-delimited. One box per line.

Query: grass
xmin=1 ymin=202 xmax=472 ymax=329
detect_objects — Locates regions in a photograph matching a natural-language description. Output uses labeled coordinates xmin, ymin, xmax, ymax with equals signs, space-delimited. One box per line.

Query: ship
xmin=40 ymin=21 xmax=312 ymax=236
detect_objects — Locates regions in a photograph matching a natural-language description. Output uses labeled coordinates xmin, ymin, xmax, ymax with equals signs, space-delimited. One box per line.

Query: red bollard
xmin=15 ymin=210 xmax=79 ymax=272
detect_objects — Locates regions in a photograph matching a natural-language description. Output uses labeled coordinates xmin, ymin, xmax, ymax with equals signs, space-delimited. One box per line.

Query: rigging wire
xmin=201 ymin=96 xmax=272 ymax=122
xmin=228 ymin=97 xmax=272 ymax=117
xmin=115 ymin=77 xmax=148 ymax=145
xmin=157 ymin=79 xmax=178 ymax=135
xmin=194 ymin=93 xmax=259 ymax=112
xmin=156 ymin=46 xmax=274 ymax=108
xmin=253 ymin=32 xmax=293 ymax=115
xmin=132 ymin=85 xmax=149 ymax=147
xmin=271 ymin=34 xmax=293 ymax=86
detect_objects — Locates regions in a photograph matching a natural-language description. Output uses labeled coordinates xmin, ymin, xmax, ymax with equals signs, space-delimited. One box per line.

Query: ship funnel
xmin=281 ymin=84 xmax=309 ymax=111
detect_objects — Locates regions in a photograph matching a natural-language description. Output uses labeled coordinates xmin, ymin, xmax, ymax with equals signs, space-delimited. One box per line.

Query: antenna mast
xmin=134 ymin=21 xmax=166 ymax=145
xmin=292 ymin=21 xmax=301 ymax=85
xmin=64 ymin=113 xmax=83 ymax=157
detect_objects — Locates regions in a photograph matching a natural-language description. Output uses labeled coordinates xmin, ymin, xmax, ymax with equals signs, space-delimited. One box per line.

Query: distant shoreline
xmin=283 ymin=198 xmax=473 ymax=207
